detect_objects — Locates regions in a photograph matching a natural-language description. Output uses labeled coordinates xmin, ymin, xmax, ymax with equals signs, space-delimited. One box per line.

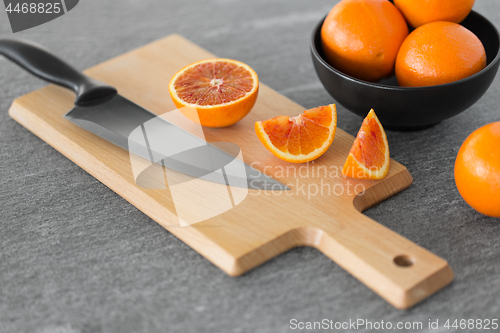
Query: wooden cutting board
xmin=8 ymin=34 xmax=453 ymax=309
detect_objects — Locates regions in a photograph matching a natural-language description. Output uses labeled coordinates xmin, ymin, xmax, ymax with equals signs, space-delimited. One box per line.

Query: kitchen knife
xmin=0 ymin=39 xmax=289 ymax=191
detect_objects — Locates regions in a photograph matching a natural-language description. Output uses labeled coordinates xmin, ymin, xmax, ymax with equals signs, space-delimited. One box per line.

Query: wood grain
xmin=8 ymin=34 xmax=453 ymax=309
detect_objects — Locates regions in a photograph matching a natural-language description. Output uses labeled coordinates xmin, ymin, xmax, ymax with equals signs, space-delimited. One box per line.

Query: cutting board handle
xmin=316 ymin=209 xmax=454 ymax=309
xmin=0 ymin=38 xmax=117 ymax=107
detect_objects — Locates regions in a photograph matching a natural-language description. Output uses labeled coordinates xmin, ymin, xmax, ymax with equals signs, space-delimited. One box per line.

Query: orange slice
xmin=255 ymin=104 xmax=337 ymax=163
xmin=342 ymin=109 xmax=390 ymax=179
xmin=169 ymin=58 xmax=259 ymax=128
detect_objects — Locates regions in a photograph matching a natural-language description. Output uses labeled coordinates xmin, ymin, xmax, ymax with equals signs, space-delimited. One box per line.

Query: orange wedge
xmin=169 ymin=58 xmax=259 ymax=128
xmin=255 ymin=104 xmax=337 ymax=163
xmin=342 ymin=109 xmax=390 ymax=179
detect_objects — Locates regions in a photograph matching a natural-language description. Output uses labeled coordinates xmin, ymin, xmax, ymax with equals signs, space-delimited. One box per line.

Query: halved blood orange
xmin=255 ymin=104 xmax=337 ymax=163
xmin=169 ymin=58 xmax=259 ymax=128
xmin=342 ymin=109 xmax=390 ymax=179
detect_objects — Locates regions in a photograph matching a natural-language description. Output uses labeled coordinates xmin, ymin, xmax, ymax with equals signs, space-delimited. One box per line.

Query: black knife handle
xmin=0 ymin=39 xmax=117 ymax=107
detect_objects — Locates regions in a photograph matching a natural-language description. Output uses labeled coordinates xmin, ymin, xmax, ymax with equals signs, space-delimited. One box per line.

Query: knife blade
xmin=0 ymin=38 xmax=289 ymax=191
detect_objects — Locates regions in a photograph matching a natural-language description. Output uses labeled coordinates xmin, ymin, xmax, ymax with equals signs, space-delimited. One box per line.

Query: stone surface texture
xmin=0 ymin=1 xmax=499 ymax=332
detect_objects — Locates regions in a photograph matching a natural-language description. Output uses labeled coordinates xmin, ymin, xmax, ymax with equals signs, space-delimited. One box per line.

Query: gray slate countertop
xmin=1 ymin=1 xmax=499 ymax=332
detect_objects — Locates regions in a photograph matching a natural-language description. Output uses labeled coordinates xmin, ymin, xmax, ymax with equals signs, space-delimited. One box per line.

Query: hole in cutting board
xmin=393 ymin=255 xmax=414 ymax=267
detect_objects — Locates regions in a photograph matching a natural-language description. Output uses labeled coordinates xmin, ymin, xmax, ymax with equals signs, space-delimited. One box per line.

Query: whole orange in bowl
xmin=312 ymin=8 xmax=500 ymax=129
xmin=395 ymin=21 xmax=486 ymax=87
xmin=455 ymin=122 xmax=500 ymax=218
xmin=320 ymin=0 xmax=408 ymax=82
xmin=169 ymin=58 xmax=259 ymax=128
xmin=394 ymin=0 xmax=475 ymax=28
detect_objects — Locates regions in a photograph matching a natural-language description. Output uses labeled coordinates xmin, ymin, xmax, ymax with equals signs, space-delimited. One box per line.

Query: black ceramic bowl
xmin=311 ymin=10 xmax=500 ymax=130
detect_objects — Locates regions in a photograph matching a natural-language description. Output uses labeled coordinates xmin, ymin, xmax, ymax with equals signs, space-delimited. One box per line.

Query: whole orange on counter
xmin=395 ymin=21 xmax=486 ymax=87
xmin=455 ymin=122 xmax=500 ymax=218
xmin=169 ymin=58 xmax=259 ymax=128
xmin=394 ymin=0 xmax=475 ymax=28
xmin=321 ymin=0 xmax=408 ymax=82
